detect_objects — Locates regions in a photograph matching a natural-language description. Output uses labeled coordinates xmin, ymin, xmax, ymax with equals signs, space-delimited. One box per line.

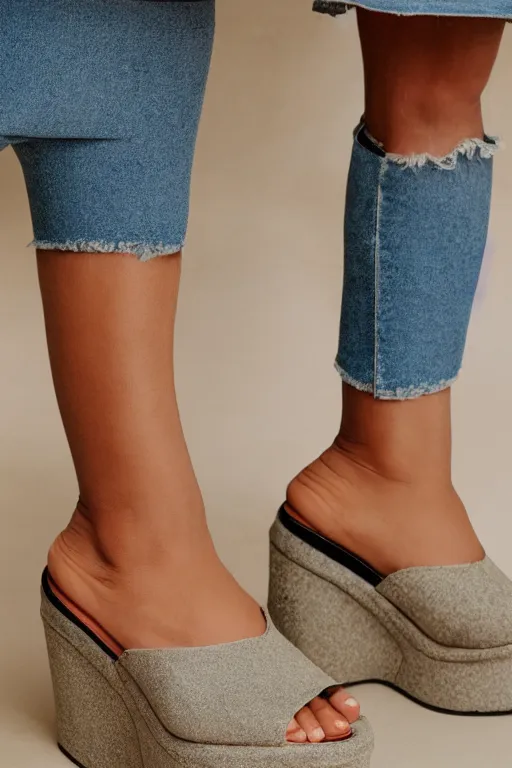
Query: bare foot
xmin=287 ymin=437 xmax=484 ymax=576
xmin=48 ymin=503 xmax=359 ymax=744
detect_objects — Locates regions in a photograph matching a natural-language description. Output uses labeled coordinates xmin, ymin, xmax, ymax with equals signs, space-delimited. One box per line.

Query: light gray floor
xmin=1 ymin=4 xmax=511 ymax=766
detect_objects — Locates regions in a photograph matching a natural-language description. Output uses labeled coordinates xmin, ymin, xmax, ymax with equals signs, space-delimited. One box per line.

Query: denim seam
xmin=373 ymin=159 xmax=387 ymax=398
xmin=31 ymin=240 xmax=183 ymax=262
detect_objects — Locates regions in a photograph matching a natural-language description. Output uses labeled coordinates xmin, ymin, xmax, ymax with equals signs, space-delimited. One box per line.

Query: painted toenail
xmin=345 ymin=697 xmax=358 ymax=708
xmin=313 ymin=727 xmax=325 ymax=741
xmin=335 ymin=720 xmax=350 ymax=731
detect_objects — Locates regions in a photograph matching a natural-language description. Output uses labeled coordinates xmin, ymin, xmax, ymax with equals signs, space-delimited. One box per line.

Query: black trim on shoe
xmin=41 ymin=568 xmax=119 ymax=662
xmin=277 ymin=506 xmax=384 ymax=587
xmin=58 ymin=744 xmax=88 ymax=768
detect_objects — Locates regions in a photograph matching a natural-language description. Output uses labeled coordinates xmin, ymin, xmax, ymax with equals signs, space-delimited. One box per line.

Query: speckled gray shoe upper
xmin=377 ymin=556 xmax=512 ymax=649
xmin=118 ymin=614 xmax=337 ymax=747
xmin=269 ymin=507 xmax=512 ymax=714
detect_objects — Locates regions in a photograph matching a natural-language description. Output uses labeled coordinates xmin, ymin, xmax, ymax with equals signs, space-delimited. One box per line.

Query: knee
xmin=359 ymin=14 xmax=504 ymax=151
xmin=402 ymin=80 xmax=481 ymax=128
xmin=364 ymin=74 xmax=486 ymax=156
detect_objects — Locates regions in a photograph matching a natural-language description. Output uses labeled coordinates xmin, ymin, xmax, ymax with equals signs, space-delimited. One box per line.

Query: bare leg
xmin=41 ymin=250 xmax=357 ymax=742
xmin=288 ymin=13 xmax=505 ymax=575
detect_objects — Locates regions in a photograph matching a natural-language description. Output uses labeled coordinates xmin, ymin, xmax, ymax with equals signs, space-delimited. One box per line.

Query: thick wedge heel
xmin=269 ymin=506 xmax=512 ymax=715
xmin=44 ymin=623 xmax=142 ymax=768
xmin=41 ymin=569 xmax=374 ymax=768
xmin=269 ymin=542 xmax=402 ymax=684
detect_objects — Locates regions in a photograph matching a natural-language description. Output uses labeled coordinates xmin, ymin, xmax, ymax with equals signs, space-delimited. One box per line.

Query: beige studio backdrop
xmin=1 ymin=2 xmax=511 ymax=766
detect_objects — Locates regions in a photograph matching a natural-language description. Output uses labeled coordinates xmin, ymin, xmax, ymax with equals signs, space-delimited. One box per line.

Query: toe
xmin=308 ymin=696 xmax=352 ymax=741
xmin=295 ymin=706 xmax=326 ymax=743
xmin=286 ymin=688 xmax=360 ymax=744
xmin=328 ymin=688 xmax=361 ymax=724
xmin=286 ymin=717 xmax=307 ymax=743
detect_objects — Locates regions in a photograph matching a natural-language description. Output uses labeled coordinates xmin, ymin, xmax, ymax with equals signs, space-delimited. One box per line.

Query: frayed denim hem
xmin=31 ymin=240 xmax=183 ymax=262
xmin=313 ymin=1 xmax=512 ymax=19
xmin=334 ymin=361 xmax=459 ymax=400
xmin=362 ymin=125 xmax=502 ymax=170
xmin=387 ymin=137 xmax=502 ymax=170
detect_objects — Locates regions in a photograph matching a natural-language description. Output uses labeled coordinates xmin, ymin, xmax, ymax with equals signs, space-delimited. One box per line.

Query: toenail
xmin=345 ymin=697 xmax=358 ymax=708
xmin=335 ymin=720 xmax=350 ymax=731
xmin=312 ymin=727 xmax=325 ymax=741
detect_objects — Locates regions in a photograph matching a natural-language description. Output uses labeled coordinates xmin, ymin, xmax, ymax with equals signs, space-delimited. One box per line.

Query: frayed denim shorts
xmin=0 ymin=0 xmax=214 ymax=260
xmin=313 ymin=1 xmax=512 ymax=17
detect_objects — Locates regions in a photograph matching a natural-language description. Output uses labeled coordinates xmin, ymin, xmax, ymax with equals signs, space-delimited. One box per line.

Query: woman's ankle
xmin=334 ymin=386 xmax=454 ymax=486
xmin=286 ymin=435 xmax=449 ymax=525
xmin=47 ymin=500 xmax=267 ymax=651
xmin=46 ymin=496 xmax=208 ymax=636
xmin=286 ymin=440 xmax=484 ymax=574
xmin=49 ymin=493 xmax=212 ymax=575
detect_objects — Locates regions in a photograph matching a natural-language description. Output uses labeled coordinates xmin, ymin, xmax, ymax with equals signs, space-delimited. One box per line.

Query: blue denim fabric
xmin=313 ymin=0 xmax=512 ymax=17
xmin=0 ymin=0 xmax=214 ymax=259
xmin=337 ymin=126 xmax=496 ymax=399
